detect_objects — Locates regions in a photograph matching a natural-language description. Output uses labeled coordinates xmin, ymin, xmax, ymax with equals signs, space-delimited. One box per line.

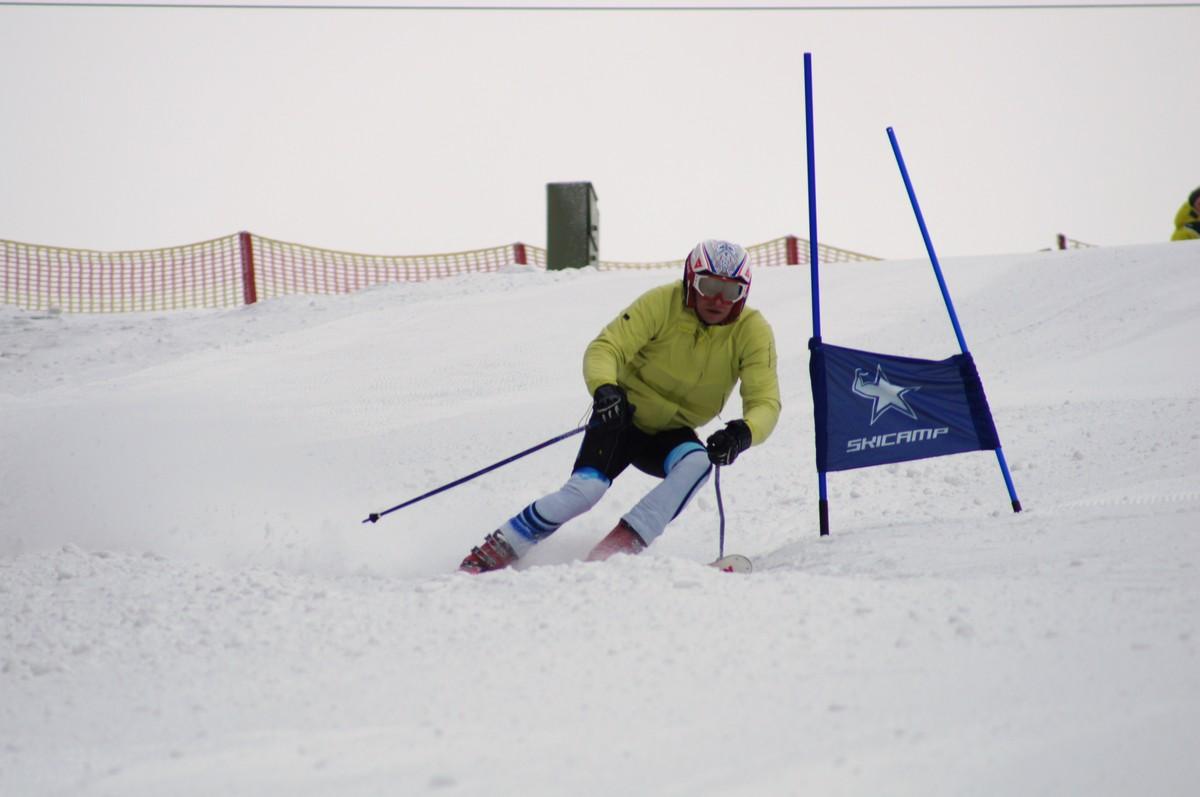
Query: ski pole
xmin=714 ymin=465 xmax=726 ymax=559
xmin=361 ymin=424 xmax=587 ymax=524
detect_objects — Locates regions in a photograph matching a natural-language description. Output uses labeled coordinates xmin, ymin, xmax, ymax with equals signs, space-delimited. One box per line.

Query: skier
xmin=1171 ymin=187 xmax=1200 ymax=241
xmin=460 ymin=239 xmax=781 ymax=573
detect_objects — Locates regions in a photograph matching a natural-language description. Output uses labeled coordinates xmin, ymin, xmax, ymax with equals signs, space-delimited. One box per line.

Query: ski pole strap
xmin=714 ymin=464 xmax=726 ymax=558
xmin=362 ymin=424 xmax=587 ymax=524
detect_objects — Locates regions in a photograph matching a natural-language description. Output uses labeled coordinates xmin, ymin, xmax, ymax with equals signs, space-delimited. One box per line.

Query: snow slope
xmin=2 ymin=242 xmax=1198 ymax=796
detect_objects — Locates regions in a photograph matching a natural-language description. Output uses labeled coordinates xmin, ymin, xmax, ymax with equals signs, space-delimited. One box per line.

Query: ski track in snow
xmin=2 ymin=244 xmax=1199 ymax=796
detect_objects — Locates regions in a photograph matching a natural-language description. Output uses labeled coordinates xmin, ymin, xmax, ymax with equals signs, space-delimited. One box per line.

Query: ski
xmin=461 ymin=553 xmax=753 ymax=575
xmin=708 ymin=554 xmax=752 ymax=574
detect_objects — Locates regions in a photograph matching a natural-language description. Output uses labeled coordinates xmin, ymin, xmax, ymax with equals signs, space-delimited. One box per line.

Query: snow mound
xmin=2 ymin=242 xmax=1198 ymax=795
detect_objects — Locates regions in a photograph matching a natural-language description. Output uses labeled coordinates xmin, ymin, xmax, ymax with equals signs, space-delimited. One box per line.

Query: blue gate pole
xmin=886 ymin=127 xmax=1022 ymax=513
xmin=804 ymin=52 xmax=831 ymax=535
xmin=806 ymin=54 xmax=821 ymax=344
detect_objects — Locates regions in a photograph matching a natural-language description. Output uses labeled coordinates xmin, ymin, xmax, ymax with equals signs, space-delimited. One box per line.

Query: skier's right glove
xmin=591 ymin=384 xmax=633 ymax=430
xmin=706 ymin=420 xmax=753 ymax=466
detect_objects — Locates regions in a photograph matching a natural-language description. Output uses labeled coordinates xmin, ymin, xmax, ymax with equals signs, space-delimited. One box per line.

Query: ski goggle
xmin=694 ymin=274 xmax=748 ymax=302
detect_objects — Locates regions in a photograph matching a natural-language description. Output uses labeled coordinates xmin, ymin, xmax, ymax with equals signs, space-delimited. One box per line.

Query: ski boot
xmin=459 ymin=530 xmax=519 ymax=574
xmin=586 ymin=520 xmax=646 ymax=562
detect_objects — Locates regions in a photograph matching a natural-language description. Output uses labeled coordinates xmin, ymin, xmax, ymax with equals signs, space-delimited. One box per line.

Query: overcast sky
xmin=2 ymin=1 xmax=1197 ymax=261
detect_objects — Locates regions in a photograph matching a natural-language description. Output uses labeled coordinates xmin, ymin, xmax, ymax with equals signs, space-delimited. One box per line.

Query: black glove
xmin=706 ymin=420 xmax=753 ymax=466
xmin=591 ymin=384 xmax=633 ymax=430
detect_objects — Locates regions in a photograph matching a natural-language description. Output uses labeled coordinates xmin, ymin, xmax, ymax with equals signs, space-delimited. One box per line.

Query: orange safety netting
xmin=1 ymin=235 xmax=245 ymax=313
xmin=1 ymin=233 xmax=876 ymax=313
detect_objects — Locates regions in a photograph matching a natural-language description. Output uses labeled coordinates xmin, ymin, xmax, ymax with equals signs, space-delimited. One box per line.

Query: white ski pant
xmin=620 ymin=447 xmax=711 ymax=545
xmin=502 ymin=445 xmax=711 ymax=556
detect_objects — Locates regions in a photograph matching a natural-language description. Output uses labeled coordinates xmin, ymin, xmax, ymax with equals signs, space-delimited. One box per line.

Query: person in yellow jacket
xmin=460 ymin=239 xmax=781 ymax=573
xmin=1172 ymin=187 xmax=1200 ymax=241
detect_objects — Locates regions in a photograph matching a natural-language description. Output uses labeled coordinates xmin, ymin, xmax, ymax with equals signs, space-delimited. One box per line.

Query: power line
xmin=2 ymin=2 xmax=1198 ymax=10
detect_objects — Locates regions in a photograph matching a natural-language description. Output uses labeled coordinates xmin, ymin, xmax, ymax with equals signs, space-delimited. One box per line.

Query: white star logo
xmin=852 ymin=365 xmax=920 ymax=425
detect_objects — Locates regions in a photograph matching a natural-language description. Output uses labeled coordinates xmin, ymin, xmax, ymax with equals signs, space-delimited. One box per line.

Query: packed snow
xmin=2 ymin=241 xmax=1198 ymax=796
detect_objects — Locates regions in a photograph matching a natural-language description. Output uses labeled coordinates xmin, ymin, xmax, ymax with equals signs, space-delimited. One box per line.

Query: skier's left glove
xmin=706 ymin=420 xmax=753 ymax=466
xmin=591 ymin=384 xmax=633 ymax=430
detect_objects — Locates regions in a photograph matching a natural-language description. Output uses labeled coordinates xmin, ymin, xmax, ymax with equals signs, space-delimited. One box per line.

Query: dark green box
xmin=546 ymin=182 xmax=599 ymax=270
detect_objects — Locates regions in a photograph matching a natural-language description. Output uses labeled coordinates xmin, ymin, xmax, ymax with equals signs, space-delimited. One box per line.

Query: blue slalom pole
xmin=804 ymin=52 xmax=831 ymax=535
xmin=805 ymin=53 xmax=822 ymax=344
xmin=886 ymin=127 xmax=1022 ymax=513
xmin=886 ymin=128 xmax=968 ymax=352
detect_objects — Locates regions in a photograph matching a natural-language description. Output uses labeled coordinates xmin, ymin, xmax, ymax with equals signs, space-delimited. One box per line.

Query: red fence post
xmin=1056 ymin=233 xmax=1067 ymax=250
xmin=513 ymin=242 xmax=527 ymax=265
xmin=785 ymin=235 xmax=800 ymax=265
xmin=239 ymin=231 xmax=258 ymax=304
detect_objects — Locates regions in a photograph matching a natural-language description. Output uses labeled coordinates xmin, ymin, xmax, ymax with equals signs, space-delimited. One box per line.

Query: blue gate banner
xmin=809 ymin=339 xmax=1001 ymax=472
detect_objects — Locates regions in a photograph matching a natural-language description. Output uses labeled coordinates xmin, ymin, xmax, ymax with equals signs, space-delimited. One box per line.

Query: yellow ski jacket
xmin=583 ymin=281 xmax=781 ymax=446
xmin=1172 ymin=202 xmax=1200 ymax=241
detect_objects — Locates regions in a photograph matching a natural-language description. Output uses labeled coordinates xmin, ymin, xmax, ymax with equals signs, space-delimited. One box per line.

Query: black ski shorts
xmin=573 ymin=423 xmax=703 ymax=482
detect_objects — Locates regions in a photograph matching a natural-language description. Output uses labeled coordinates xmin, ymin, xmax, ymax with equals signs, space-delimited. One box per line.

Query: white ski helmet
xmin=682 ymin=239 xmax=752 ymax=323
